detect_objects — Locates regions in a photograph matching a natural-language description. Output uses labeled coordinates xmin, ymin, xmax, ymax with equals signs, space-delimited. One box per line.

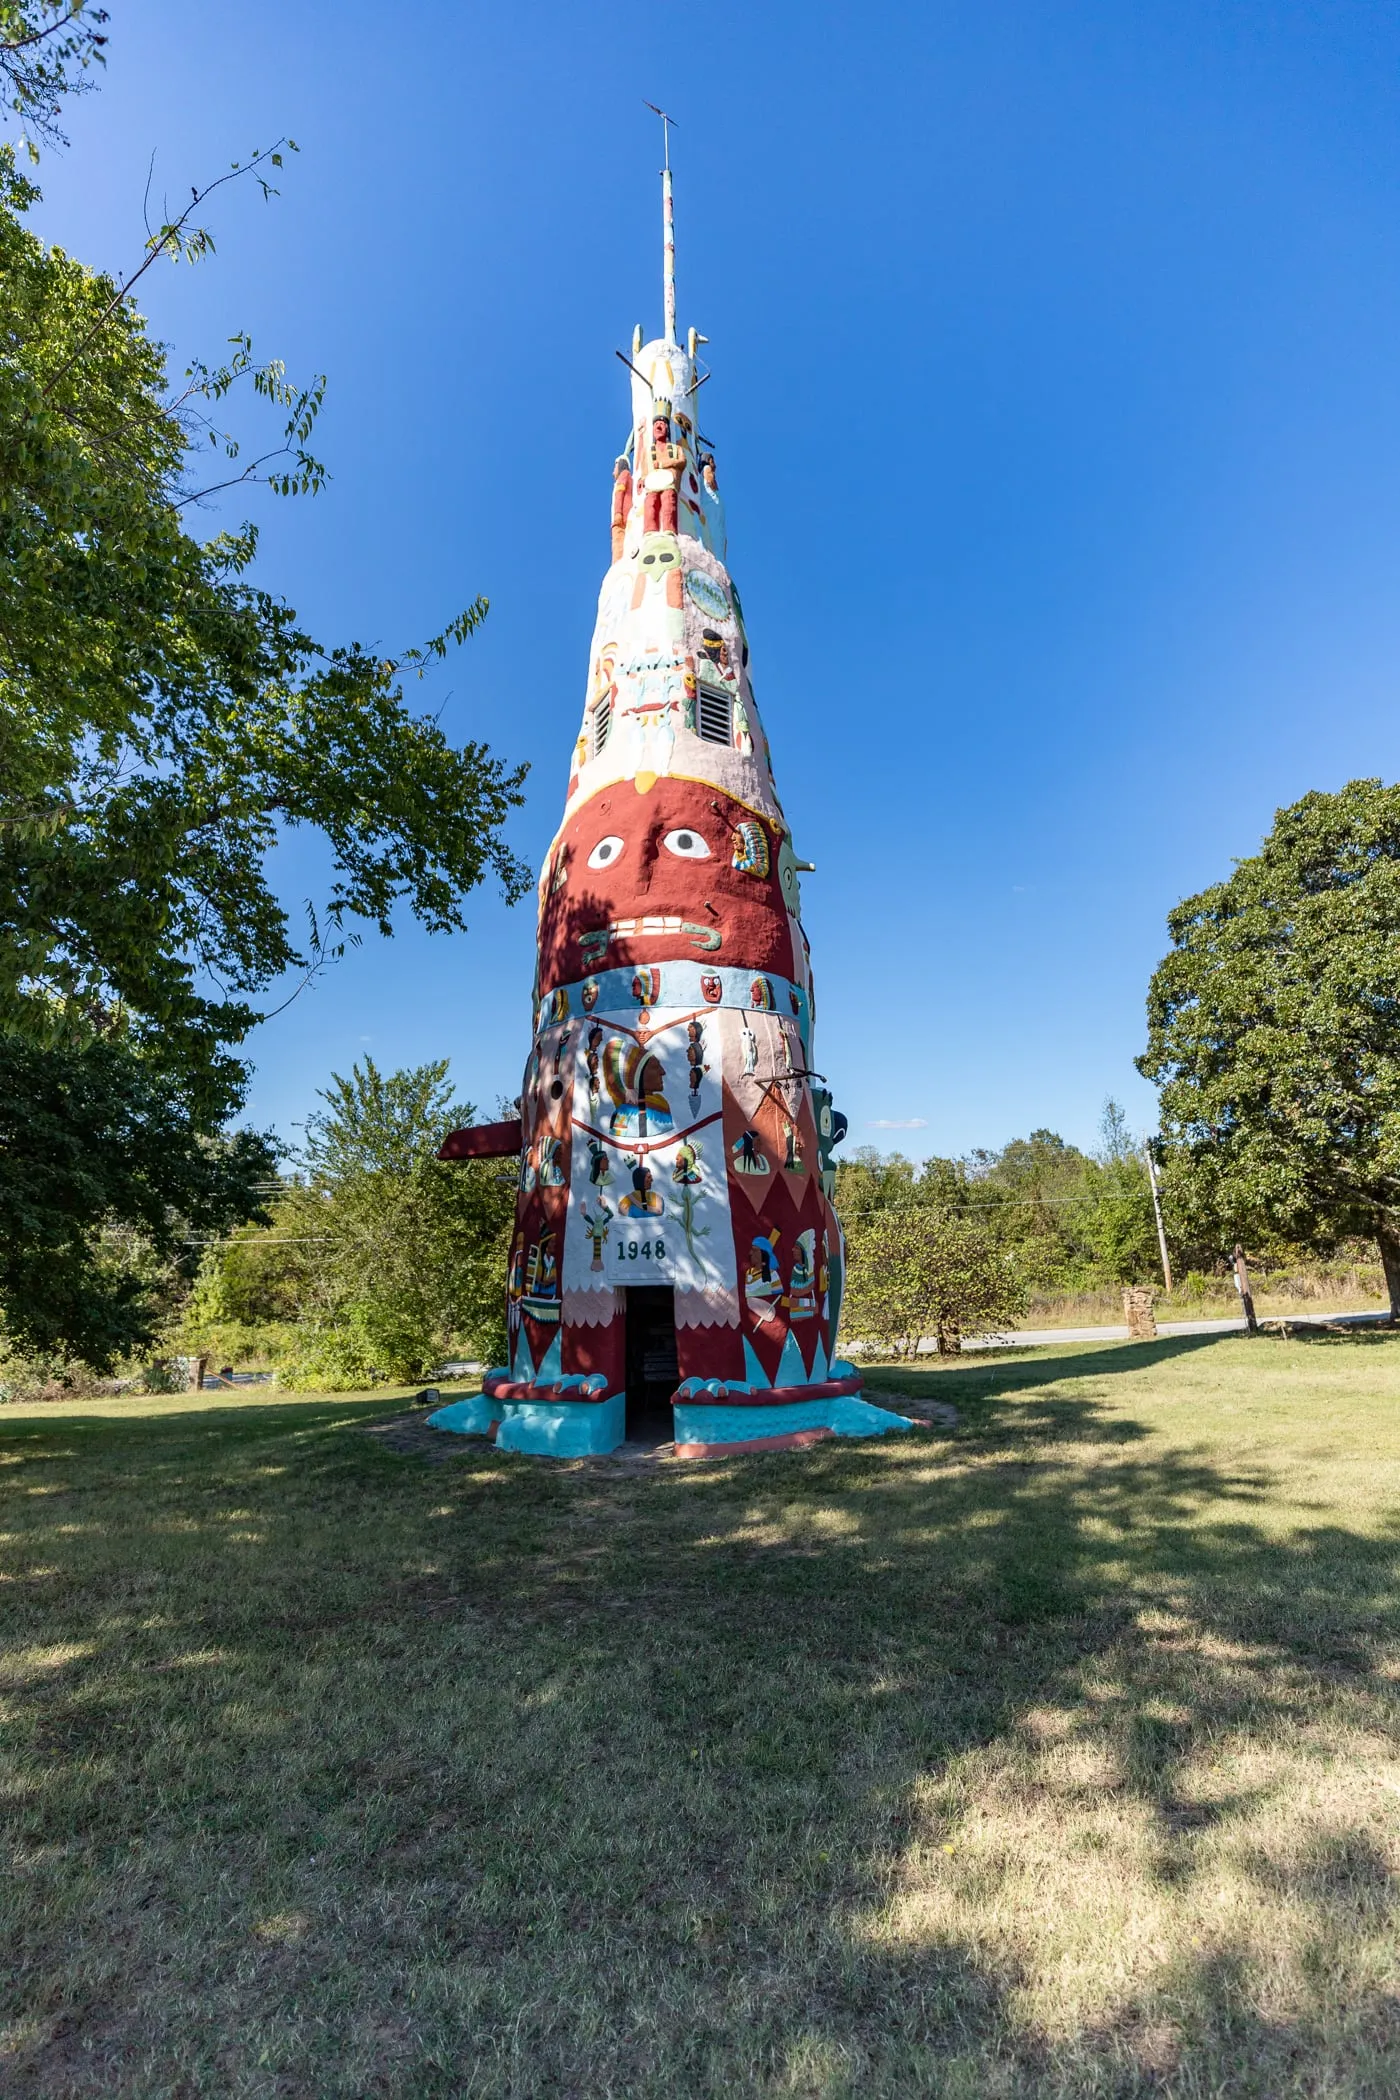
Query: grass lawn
xmin=4 ymin=1334 xmax=1400 ymax=2097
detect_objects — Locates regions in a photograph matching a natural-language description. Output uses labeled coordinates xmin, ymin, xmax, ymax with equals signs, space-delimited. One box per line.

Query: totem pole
xmin=432 ymin=130 xmax=911 ymax=1458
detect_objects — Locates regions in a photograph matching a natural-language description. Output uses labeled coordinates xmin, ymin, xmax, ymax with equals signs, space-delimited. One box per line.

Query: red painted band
xmin=675 ymin=1428 xmax=835 ymax=1458
xmin=483 ymin=1374 xmax=862 ymax=1407
xmin=673 ymin=1376 xmax=862 ymax=1407
xmin=482 ymin=1376 xmax=613 ymax=1404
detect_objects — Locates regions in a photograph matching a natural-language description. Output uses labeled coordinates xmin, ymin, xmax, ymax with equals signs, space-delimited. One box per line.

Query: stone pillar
xmin=1123 ymin=1287 xmax=1157 ymax=1341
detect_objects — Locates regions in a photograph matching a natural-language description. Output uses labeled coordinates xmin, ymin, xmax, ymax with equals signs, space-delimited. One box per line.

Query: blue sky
xmin=27 ymin=0 xmax=1400 ymax=1159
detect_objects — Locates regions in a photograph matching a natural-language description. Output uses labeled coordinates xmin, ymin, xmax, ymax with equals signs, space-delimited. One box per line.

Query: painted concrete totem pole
xmin=431 ymin=141 xmax=911 ymax=1459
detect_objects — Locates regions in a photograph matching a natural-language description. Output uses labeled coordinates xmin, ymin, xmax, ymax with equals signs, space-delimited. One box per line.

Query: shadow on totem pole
xmin=541 ymin=865 xmax=732 ymax=987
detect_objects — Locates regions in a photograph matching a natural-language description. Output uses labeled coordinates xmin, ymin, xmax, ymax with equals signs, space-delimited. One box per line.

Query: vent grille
xmin=593 ymin=695 xmax=612 ymax=754
xmin=697 ymin=686 xmax=732 ymax=745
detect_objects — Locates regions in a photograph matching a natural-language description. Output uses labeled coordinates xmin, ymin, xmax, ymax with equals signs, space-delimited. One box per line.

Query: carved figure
xmin=611 ymin=455 xmax=633 ymax=563
xmin=643 ymin=401 xmax=686 ymax=534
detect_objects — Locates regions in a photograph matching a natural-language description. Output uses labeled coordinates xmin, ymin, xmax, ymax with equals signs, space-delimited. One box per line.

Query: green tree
xmin=1138 ymin=779 xmax=1400 ymax=1316
xmin=837 ymin=1111 xmax=1163 ymax=1299
xmin=1 ymin=2 xmax=107 ymax=158
xmin=1075 ymin=1099 xmax=1160 ymax=1285
xmin=955 ymin=1129 xmax=1099 ymax=1292
xmin=0 ymin=148 xmax=527 ymax=1091
xmin=842 ymin=1209 xmax=1026 ymax=1358
xmin=301 ymin=1060 xmax=471 ymax=1184
xmin=0 ymin=24 xmax=528 ymax=1354
xmin=832 ymin=1146 xmax=922 ymax=1219
xmin=188 ymin=1059 xmax=514 ymax=1387
xmin=0 ymin=1031 xmax=274 ymax=1362
xmin=1077 ymin=1156 xmax=1159 ymax=1284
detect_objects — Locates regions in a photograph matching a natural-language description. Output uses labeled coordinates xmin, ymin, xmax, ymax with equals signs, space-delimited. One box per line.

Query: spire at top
xmin=644 ymin=101 xmax=679 ymax=345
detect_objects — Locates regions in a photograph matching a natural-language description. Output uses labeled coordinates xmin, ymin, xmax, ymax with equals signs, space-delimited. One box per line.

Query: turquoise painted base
xmin=427 ymin=1393 xmax=909 ymax=1461
xmin=426 ymin=1394 xmax=498 ymax=1437
xmin=672 ymin=1396 xmax=914 ymax=1451
xmin=428 ymin=1393 xmax=626 ymax=1457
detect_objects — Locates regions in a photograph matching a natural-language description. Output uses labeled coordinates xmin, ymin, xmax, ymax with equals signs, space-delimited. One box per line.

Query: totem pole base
xmin=428 ymin=1364 xmax=914 ymax=1461
xmin=429 ymin=1382 xmax=626 ymax=1457
xmin=672 ymin=1375 xmax=914 ymax=1458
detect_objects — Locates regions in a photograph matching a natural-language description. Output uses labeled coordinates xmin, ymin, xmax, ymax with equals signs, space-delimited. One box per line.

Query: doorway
xmin=623 ymin=1285 xmax=679 ymax=1443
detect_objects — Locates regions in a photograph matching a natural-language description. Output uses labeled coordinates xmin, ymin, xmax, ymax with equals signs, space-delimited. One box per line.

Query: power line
xmin=836 ymin=1193 xmax=1156 ymax=1216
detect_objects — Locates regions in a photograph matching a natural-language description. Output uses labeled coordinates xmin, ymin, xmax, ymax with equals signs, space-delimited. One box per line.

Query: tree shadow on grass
xmin=1260 ymin=1320 xmax=1400 ymax=1348
xmin=3 ymin=1354 xmax=1400 ymax=2094
xmin=866 ymin=1328 xmax=1243 ymax=1400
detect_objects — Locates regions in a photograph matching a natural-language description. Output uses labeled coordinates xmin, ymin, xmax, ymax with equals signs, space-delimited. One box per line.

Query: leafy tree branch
xmin=0 ymin=0 xmax=106 ymax=157
xmin=0 ymin=19 xmax=529 ymax=1356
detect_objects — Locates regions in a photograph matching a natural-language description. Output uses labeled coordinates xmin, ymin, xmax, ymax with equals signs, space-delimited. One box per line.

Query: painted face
xmin=637 ymin=533 xmax=681 ymax=584
xmin=776 ymin=835 xmax=804 ymax=916
xmin=537 ymin=777 xmax=794 ymax=992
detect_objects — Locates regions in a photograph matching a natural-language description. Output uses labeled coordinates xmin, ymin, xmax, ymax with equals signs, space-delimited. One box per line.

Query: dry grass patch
xmin=2 ymin=1337 xmax=1400 ymax=2094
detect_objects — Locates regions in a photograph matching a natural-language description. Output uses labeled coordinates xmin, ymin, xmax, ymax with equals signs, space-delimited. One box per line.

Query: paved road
xmin=952 ymin=1309 xmax=1389 ymax=1352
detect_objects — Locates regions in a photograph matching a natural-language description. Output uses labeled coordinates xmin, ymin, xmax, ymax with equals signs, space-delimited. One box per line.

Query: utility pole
xmin=1232 ymin=1242 xmax=1258 ymax=1336
xmin=1144 ymin=1144 xmax=1172 ymax=1295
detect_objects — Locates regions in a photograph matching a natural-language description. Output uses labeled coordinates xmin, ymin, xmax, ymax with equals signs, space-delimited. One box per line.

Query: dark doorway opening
xmin=624 ymin=1285 xmax=678 ymax=1444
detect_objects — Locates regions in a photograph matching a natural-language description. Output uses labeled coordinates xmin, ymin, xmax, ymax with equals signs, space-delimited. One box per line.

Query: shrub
xmin=842 ymin=1210 xmax=1027 ymax=1358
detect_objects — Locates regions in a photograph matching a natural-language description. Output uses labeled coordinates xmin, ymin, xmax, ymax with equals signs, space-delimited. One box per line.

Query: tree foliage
xmin=1 ymin=2 xmax=107 ymax=158
xmin=1138 ymin=779 xmax=1400 ymax=1312
xmin=0 ymin=146 xmax=528 ymax=1104
xmin=842 ymin=1208 xmax=1026 ymax=1357
xmin=0 ymin=30 xmax=529 ymax=1354
xmin=184 ymin=1059 xmax=514 ymax=1387
xmin=834 ymin=1100 xmax=1161 ymax=1296
xmin=0 ymin=1032 xmax=275 ymax=1363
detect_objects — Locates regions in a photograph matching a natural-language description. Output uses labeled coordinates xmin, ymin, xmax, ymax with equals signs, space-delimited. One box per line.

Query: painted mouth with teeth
xmin=579 ymin=916 xmax=722 ymax=962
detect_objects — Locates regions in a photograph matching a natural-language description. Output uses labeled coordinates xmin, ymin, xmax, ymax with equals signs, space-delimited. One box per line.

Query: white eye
xmin=664 ymin=828 xmax=711 ymax=859
xmin=587 ymin=835 xmax=626 ymax=869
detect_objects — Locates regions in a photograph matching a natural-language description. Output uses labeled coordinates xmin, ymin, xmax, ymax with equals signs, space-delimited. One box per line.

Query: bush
xmin=275 ymin=1301 xmax=435 ymax=1392
xmin=0 ymin=1336 xmax=110 ymax=1404
xmin=168 ymin=1060 xmax=515 ymax=1391
xmin=842 ymin=1210 xmax=1027 ymax=1358
xmin=140 ymin=1359 xmax=186 ymax=1395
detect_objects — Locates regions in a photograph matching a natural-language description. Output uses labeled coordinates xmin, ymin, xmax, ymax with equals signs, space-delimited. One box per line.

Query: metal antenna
xmin=643 ymin=101 xmax=678 ymax=344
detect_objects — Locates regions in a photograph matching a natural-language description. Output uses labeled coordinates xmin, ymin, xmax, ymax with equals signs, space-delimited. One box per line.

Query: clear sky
xmin=27 ymin=0 xmax=1400 ymax=1160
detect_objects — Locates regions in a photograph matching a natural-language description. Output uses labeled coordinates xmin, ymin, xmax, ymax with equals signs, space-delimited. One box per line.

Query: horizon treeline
xmin=834 ymin=1104 xmax=1161 ymax=1298
xmin=831 ymin=1103 xmax=1374 ymax=1301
